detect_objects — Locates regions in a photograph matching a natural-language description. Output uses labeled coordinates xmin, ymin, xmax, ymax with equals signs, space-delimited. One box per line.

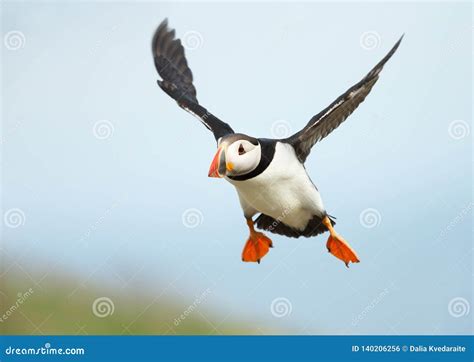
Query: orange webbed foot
xmin=242 ymin=231 xmax=273 ymax=263
xmin=242 ymin=218 xmax=273 ymax=263
xmin=326 ymin=233 xmax=360 ymax=267
xmin=322 ymin=216 xmax=360 ymax=267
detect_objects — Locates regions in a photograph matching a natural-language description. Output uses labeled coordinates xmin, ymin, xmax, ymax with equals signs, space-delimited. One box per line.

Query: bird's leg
xmin=322 ymin=216 xmax=360 ymax=267
xmin=241 ymin=218 xmax=273 ymax=264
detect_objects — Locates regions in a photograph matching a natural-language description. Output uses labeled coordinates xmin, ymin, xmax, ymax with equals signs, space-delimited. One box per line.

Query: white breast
xmin=226 ymin=142 xmax=326 ymax=230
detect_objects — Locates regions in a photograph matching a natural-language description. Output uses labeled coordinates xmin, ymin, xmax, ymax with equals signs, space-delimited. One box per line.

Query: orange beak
xmin=208 ymin=147 xmax=225 ymax=178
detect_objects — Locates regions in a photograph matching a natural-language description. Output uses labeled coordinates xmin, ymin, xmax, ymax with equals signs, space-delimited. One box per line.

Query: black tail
xmin=255 ymin=213 xmax=336 ymax=238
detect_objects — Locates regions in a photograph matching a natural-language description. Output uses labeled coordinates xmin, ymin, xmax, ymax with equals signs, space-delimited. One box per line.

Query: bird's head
xmin=208 ymin=134 xmax=261 ymax=178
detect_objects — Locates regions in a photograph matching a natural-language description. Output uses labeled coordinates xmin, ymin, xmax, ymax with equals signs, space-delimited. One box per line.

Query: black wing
xmin=152 ymin=19 xmax=234 ymax=141
xmin=284 ymin=35 xmax=403 ymax=162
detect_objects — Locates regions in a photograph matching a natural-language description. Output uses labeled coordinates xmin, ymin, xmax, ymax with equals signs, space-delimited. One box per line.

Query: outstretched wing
xmin=284 ymin=35 xmax=403 ymax=162
xmin=152 ymin=19 xmax=234 ymax=141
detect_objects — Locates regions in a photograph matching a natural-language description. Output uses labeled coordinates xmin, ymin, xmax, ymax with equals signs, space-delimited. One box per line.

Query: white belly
xmin=226 ymin=142 xmax=325 ymax=230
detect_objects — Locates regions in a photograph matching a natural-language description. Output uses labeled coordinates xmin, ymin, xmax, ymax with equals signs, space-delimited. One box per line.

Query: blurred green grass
xmin=0 ymin=271 xmax=265 ymax=335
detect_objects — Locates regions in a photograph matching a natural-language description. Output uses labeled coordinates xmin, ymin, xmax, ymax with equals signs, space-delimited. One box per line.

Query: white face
xmin=225 ymin=139 xmax=261 ymax=176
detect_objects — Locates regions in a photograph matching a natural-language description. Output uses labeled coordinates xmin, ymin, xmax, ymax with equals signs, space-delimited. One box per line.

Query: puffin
xmin=152 ymin=19 xmax=402 ymax=267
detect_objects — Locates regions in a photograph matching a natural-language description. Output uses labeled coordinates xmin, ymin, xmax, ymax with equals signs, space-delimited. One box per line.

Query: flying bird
xmin=152 ymin=19 xmax=402 ymax=266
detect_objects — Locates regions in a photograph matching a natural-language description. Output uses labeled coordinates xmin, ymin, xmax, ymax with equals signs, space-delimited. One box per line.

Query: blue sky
xmin=2 ymin=1 xmax=472 ymax=334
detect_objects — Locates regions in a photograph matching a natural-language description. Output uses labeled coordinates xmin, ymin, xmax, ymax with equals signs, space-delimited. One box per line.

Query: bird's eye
xmin=238 ymin=144 xmax=245 ymax=155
